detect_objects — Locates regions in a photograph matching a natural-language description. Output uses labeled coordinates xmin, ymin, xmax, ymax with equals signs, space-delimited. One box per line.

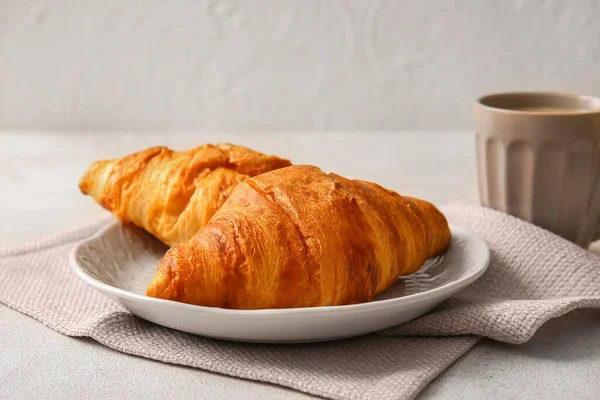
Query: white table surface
xmin=1 ymin=131 xmax=599 ymax=399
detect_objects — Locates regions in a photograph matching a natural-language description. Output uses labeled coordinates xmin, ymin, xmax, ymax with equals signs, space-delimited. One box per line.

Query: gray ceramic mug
xmin=474 ymin=91 xmax=600 ymax=247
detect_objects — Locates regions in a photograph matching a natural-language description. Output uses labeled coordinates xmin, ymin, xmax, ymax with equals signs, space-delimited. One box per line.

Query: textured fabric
xmin=1 ymin=204 xmax=600 ymax=400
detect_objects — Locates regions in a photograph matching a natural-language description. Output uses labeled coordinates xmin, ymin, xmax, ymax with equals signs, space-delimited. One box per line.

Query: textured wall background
xmin=1 ymin=0 xmax=600 ymax=131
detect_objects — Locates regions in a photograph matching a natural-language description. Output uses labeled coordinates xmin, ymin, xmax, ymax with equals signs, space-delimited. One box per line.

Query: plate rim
xmin=70 ymin=221 xmax=490 ymax=317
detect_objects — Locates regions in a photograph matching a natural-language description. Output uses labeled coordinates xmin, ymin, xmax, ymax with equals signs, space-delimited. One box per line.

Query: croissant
xmin=79 ymin=143 xmax=291 ymax=247
xmin=146 ymin=165 xmax=451 ymax=309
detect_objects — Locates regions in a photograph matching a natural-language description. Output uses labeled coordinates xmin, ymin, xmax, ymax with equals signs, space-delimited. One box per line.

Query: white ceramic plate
xmin=70 ymin=222 xmax=489 ymax=343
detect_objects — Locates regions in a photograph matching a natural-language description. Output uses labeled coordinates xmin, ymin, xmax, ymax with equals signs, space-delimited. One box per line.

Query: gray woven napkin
xmin=2 ymin=203 xmax=600 ymax=400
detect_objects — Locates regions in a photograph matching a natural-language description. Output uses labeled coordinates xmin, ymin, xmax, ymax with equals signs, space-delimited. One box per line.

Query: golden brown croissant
xmin=146 ymin=165 xmax=451 ymax=309
xmin=79 ymin=143 xmax=291 ymax=247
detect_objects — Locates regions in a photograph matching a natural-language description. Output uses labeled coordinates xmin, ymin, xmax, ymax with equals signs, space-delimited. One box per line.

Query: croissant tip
xmin=78 ymin=166 xmax=93 ymax=195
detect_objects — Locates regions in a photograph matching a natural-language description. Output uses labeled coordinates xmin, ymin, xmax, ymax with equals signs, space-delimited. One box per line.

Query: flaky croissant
xmin=79 ymin=143 xmax=291 ymax=247
xmin=146 ymin=165 xmax=451 ymax=309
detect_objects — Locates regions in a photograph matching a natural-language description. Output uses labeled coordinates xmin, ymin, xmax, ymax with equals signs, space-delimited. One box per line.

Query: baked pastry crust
xmin=79 ymin=143 xmax=291 ymax=247
xmin=146 ymin=165 xmax=451 ymax=309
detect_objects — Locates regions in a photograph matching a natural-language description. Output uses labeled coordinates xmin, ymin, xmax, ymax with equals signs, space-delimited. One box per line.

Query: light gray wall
xmin=1 ymin=0 xmax=600 ymax=131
